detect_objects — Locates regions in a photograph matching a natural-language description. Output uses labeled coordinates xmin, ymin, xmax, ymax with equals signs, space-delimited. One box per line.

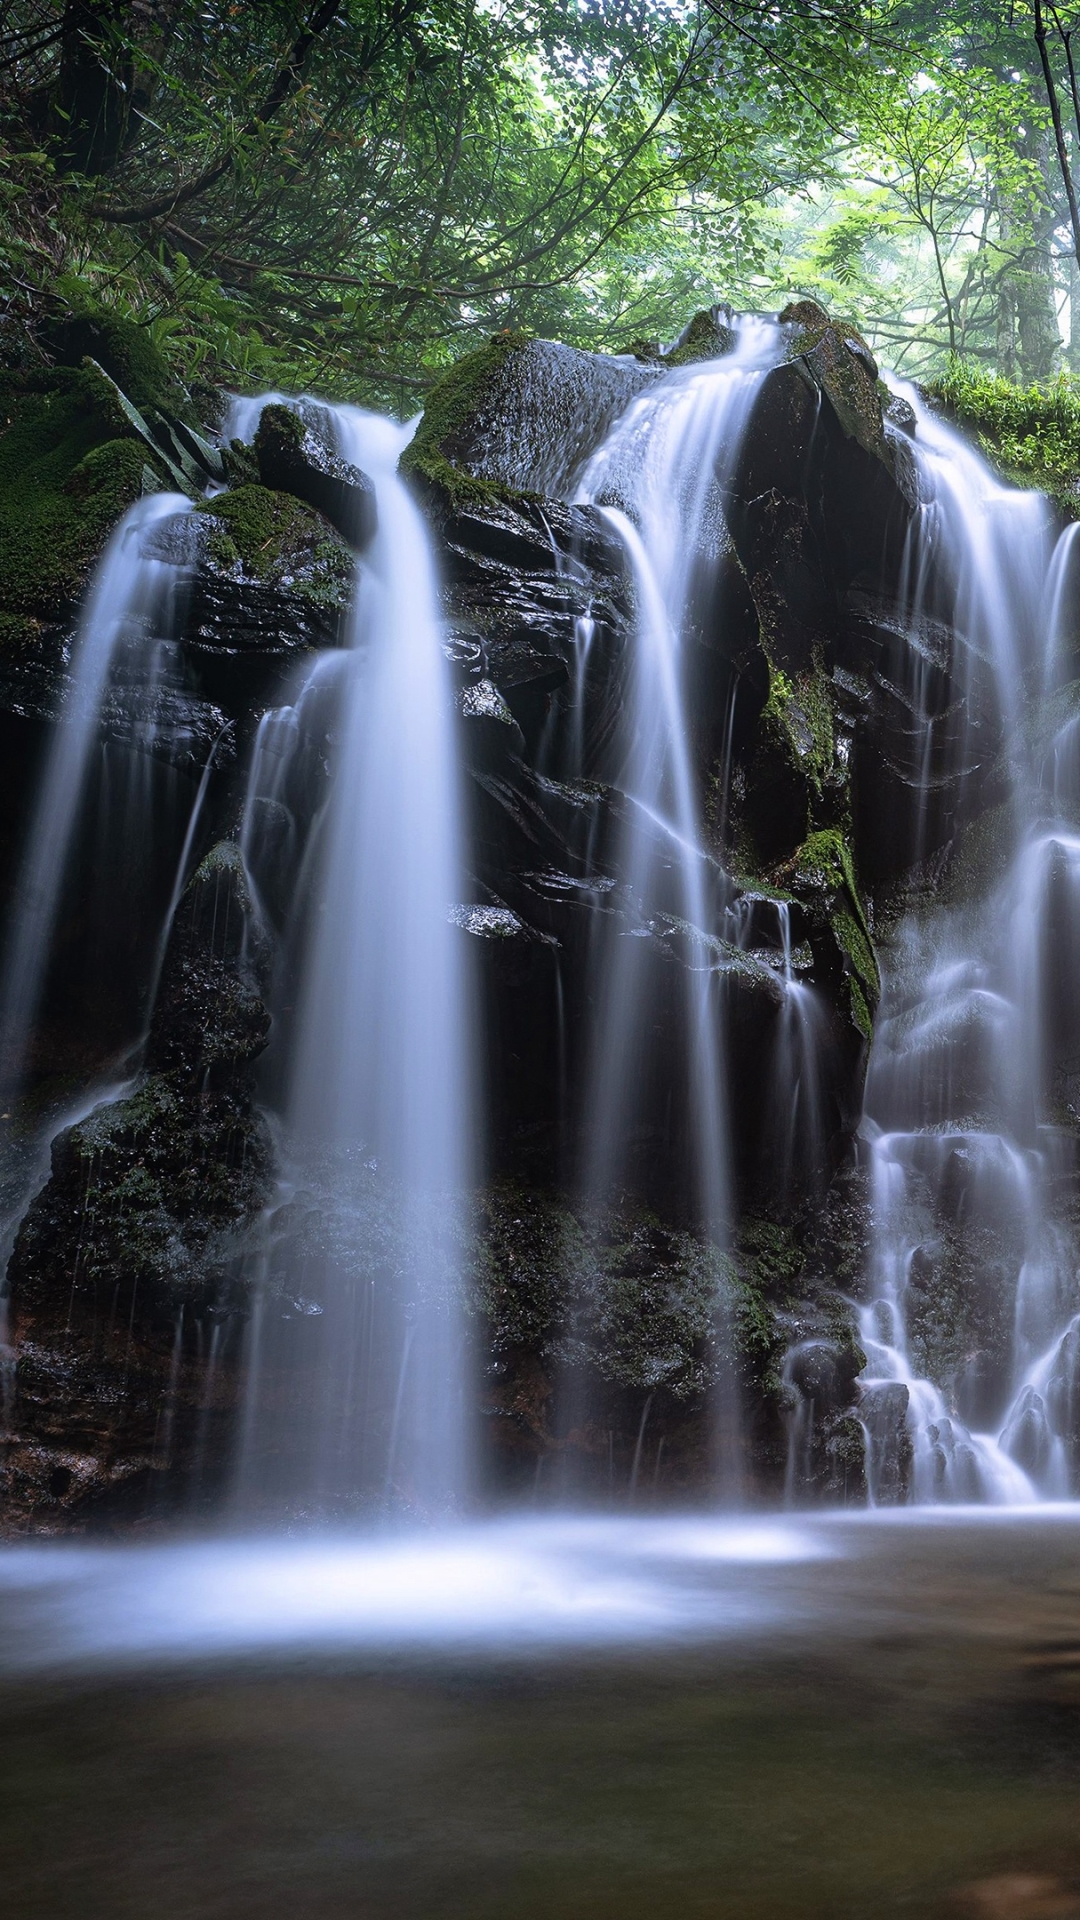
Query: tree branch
xmin=88 ymin=0 xmax=342 ymax=225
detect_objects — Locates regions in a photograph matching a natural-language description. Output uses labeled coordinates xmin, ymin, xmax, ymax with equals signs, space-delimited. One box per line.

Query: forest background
xmin=5 ymin=0 xmax=1080 ymax=430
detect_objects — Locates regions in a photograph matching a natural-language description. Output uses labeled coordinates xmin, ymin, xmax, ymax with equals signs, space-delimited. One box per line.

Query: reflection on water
xmin=5 ymin=1511 xmax=1080 ymax=1916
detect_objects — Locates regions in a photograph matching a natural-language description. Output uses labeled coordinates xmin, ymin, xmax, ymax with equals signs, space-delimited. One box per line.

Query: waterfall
xmin=573 ymin=320 xmax=785 ymax=1487
xmin=0 ymin=490 xmax=194 ymax=1106
xmin=852 ymin=376 xmax=1080 ymax=1503
xmin=0 ymin=488 xmax=202 ymax=1434
xmin=236 ymin=400 xmax=473 ymax=1516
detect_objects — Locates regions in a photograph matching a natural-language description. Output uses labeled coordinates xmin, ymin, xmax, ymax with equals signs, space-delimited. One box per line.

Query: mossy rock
xmin=772 ymin=821 xmax=883 ymax=1036
xmin=926 ymin=360 xmax=1080 ymax=515
xmin=41 ymin=304 xmax=194 ymax=423
xmin=665 ymin=306 xmax=737 ymax=369
xmin=780 ymin=298 xmax=887 ymax=465
xmin=402 ymin=332 xmax=533 ymax=507
xmin=195 ymin=483 xmax=354 ymax=611
xmin=403 ymin=330 xmax=659 ymax=506
xmin=786 ymin=826 xmax=879 ymax=1040
xmin=473 ymin=1181 xmax=743 ymax=1400
xmin=0 ymin=364 xmax=166 ymax=624
xmin=741 ymin=660 xmax=843 ymax=865
xmin=11 ymin=1071 xmax=272 ymax=1305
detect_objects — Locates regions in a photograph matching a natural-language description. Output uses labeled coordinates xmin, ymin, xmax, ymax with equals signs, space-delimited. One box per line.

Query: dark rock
xmin=457 ymin=678 xmax=527 ymax=767
xmin=665 ymin=304 xmax=739 ymax=367
xmin=3 ymin=841 xmax=273 ymax=1528
xmin=180 ymin=487 xmax=355 ymax=667
xmin=859 ymin=1380 xmax=912 ymax=1501
xmin=254 ymin=403 xmax=376 ymax=550
xmin=885 ymin=390 xmax=918 ymax=437
xmin=402 ymin=331 xmax=660 ymax=502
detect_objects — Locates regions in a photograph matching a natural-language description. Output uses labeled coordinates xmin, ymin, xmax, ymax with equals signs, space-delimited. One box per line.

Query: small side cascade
xmin=235 ymin=398 xmax=473 ymax=1516
xmin=831 ymin=378 xmax=1080 ymax=1505
xmin=768 ymin=903 xmax=827 ymax=1207
xmin=572 ymin=319 xmax=785 ymax=1487
xmin=0 ymin=490 xmax=195 ymax=1108
xmin=858 ymin=1129 xmax=1036 ymax=1504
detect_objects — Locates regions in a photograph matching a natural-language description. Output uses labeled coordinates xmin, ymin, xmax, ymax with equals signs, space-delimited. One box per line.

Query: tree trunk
xmin=996 ymin=132 xmax=1061 ymax=384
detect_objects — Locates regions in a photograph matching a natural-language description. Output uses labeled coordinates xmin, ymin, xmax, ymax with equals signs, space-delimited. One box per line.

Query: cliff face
xmin=0 ymin=304 xmax=1049 ymax=1526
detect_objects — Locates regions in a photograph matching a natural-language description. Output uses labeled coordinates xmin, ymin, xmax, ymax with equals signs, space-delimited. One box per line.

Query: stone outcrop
xmin=0 ymin=297 xmax=1048 ymax=1524
xmin=253 ymin=403 xmax=377 ymax=550
xmin=402 ymin=331 xmax=661 ymax=501
xmin=3 ymin=843 xmax=273 ymax=1528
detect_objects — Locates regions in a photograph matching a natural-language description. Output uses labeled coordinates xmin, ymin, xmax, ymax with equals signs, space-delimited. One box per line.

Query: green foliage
xmin=928 ymin=358 xmax=1080 ymax=511
xmin=0 ymin=364 xmax=158 ymax=621
xmin=0 ymin=0 xmax=949 ymax=405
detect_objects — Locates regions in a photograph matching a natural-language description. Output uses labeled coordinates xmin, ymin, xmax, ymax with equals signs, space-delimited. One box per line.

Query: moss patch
xmin=739 ymin=658 xmax=845 ymax=867
xmin=927 ymin=359 xmax=1080 ymax=513
xmin=665 ymin=307 xmax=736 ymax=369
xmin=42 ymin=303 xmax=194 ymax=422
xmin=473 ymin=1181 xmax=743 ymax=1400
xmin=401 ymin=330 xmax=532 ymax=507
xmin=789 ymin=826 xmax=879 ymax=1039
xmin=763 ymin=663 xmax=835 ymax=790
xmin=196 ymin=482 xmax=354 ymax=610
xmin=0 ymin=364 xmax=161 ymax=623
xmin=17 ymin=1070 xmax=271 ymax=1305
xmin=781 ymin=300 xmax=886 ymax=462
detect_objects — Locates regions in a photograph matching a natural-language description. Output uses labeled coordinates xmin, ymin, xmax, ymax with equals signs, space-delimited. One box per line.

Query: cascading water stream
xmin=0 ymin=490 xmax=194 ymax=1107
xmin=573 ymin=320 xmax=785 ymax=1486
xmin=0 ymin=489 xmax=204 ymax=1437
xmin=849 ymin=376 xmax=1080 ymax=1503
xmin=236 ymin=399 xmax=472 ymax=1515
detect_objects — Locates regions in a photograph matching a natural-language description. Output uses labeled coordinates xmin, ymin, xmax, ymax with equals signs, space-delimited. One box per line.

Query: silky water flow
xmin=236 ymin=400 xmax=473 ymax=1517
xmin=573 ymin=320 xmax=788 ymax=1491
xmin=832 ymin=381 xmax=1080 ymax=1503
xmin=0 ymin=489 xmax=205 ymax=1425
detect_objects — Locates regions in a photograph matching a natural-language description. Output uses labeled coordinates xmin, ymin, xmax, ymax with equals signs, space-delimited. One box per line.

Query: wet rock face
xmin=402 ymin=332 xmax=662 ymax=501
xmin=4 ymin=843 xmax=273 ymax=1528
xmin=253 ymin=403 xmax=377 ymax=550
xmin=2 ymin=295 xmax=1052 ymax=1522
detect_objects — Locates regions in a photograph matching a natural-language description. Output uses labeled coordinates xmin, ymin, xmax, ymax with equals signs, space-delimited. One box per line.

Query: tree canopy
xmin=5 ymin=1 xmax=1080 ymax=401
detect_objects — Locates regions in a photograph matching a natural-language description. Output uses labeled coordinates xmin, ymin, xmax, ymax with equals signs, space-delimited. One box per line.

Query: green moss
xmin=0 ymin=365 xmax=162 ymax=621
xmin=0 ymin=610 xmax=43 ymax=653
xmin=762 ymin=663 xmax=835 ymax=791
xmin=401 ymin=330 xmax=533 ymax=507
xmin=473 ymin=1182 xmax=743 ymax=1400
xmin=255 ymin=402 xmax=305 ymax=450
xmin=197 ymin=482 xmax=353 ymax=608
xmin=792 ymin=827 xmax=879 ymax=1040
xmin=780 ymin=300 xmax=884 ymax=458
xmin=665 ymin=308 xmax=736 ymax=369
xmin=928 ymin=359 xmax=1080 ymax=513
xmin=52 ymin=1069 xmax=270 ymax=1299
xmin=42 ymin=302 xmax=194 ymax=421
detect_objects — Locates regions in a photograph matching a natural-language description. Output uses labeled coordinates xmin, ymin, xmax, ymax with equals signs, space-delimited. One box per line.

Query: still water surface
xmin=4 ymin=1510 xmax=1080 ymax=1917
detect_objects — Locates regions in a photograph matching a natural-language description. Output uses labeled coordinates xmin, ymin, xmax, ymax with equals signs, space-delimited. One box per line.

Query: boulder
xmin=401 ymin=331 xmax=660 ymax=502
xmin=174 ymin=486 xmax=355 ymax=703
xmin=253 ymin=403 xmax=376 ymax=549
